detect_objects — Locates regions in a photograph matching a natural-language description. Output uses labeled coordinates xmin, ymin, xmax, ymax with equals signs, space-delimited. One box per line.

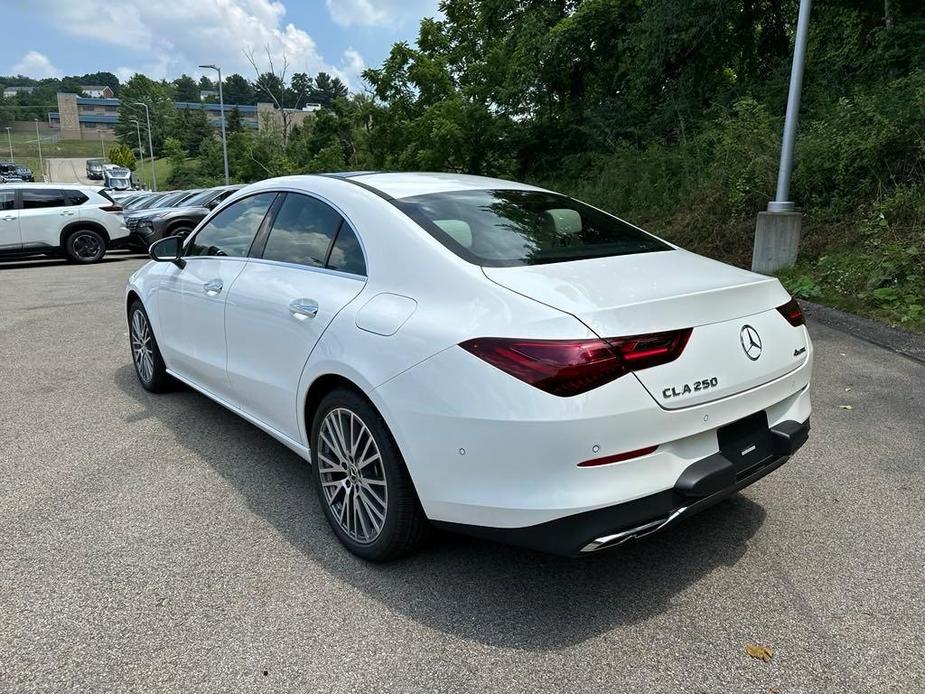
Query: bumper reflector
xmin=577 ymin=445 xmax=657 ymax=468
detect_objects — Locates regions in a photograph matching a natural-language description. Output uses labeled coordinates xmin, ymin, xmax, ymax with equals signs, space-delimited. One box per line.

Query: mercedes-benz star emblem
xmin=740 ymin=325 xmax=762 ymax=361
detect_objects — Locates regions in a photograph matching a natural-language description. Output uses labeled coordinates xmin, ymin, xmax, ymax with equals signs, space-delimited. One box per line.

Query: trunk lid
xmin=483 ymin=249 xmax=808 ymax=408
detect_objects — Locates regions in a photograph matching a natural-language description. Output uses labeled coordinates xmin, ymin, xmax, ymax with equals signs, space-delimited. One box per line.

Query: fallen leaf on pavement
xmin=745 ymin=643 xmax=774 ymax=661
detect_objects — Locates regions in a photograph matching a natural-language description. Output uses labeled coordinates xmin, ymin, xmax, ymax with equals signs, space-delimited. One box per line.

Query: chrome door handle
xmin=0 ymin=216 xmax=15 ymax=222
xmin=203 ymin=279 xmax=223 ymax=295
xmin=60 ymin=210 xmax=76 ymax=217
xmin=289 ymin=299 xmax=319 ymax=319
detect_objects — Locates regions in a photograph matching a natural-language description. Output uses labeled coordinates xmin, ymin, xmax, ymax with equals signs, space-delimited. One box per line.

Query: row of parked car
xmin=0 ymin=182 xmax=243 ymax=264
xmin=0 ymin=161 xmax=35 ymax=183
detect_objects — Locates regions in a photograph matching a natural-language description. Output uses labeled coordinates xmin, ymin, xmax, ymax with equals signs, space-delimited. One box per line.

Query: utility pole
xmin=199 ymin=63 xmax=230 ymax=184
xmin=34 ymin=119 xmax=45 ymax=182
xmin=752 ymin=0 xmax=812 ymax=273
xmin=5 ymin=127 xmax=12 ymax=162
xmin=133 ymin=102 xmax=157 ymax=191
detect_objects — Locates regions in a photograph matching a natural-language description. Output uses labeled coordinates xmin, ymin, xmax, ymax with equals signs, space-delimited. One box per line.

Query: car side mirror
xmin=149 ymin=235 xmax=186 ymax=268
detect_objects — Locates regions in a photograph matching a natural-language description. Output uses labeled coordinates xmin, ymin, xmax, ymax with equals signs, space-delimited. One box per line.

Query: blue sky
xmin=5 ymin=1 xmax=441 ymax=89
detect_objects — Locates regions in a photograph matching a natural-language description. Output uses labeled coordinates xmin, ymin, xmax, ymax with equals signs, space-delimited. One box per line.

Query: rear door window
xmin=261 ymin=194 xmax=343 ymax=268
xmin=326 ymin=225 xmax=366 ymax=276
xmin=65 ymin=190 xmax=89 ymax=206
xmin=21 ymin=189 xmax=68 ymax=209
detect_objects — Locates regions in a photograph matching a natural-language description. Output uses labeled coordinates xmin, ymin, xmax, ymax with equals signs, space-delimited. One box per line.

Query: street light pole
xmin=5 ymin=127 xmax=12 ymax=162
xmin=752 ymin=0 xmax=812 ymax=274
xmin=99 ymin=130 xmax=106 ymax=161
xmin=133 ymin=102 xmax=157 ymax=191
xmin=199 ymin=63 xmax=229 ymax=185
xmin=130 ymin=118 xmax=146 ymax=189
xmin=34 ymin=119 xmax=45 ymax=182
xmin=769 ymin=0 xmax=812 ymax=213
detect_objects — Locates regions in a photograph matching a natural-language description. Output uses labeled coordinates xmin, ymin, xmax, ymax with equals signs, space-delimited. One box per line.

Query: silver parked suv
xmin=0 ymin=184 xmax=129 ymax=263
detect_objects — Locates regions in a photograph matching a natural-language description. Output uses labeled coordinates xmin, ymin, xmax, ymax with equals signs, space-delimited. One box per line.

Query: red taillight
xmin=100 ymin=204 xmax=123 ymax=213
xmin=459 ymin=328 xmax=692 ymax=397
xmin=577 ymin=445 xmax=658 ymax=467
xmin=776 ymin=298 xmax=805 ymax=327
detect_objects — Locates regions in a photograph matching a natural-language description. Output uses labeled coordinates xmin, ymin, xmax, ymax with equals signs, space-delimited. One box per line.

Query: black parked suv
xmin=86 ymin=159 xmax=105 ymax=180
xmin=127 ymin=185 xmax=243 ymax=251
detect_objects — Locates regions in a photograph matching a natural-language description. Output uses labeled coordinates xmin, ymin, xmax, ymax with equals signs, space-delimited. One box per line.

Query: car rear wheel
xmin=311 ymin=388 xmax=429 ymax=561
xmin=129 ymin=301 xmax=170 ymax=393
xmin=65 ymin=229 xmax=106 ymax=264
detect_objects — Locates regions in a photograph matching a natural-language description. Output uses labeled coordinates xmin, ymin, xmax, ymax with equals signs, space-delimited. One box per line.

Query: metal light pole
xmin=133 ymin=102 xmax=157 ymax=191
xmin=34 ymin=119 xmax=45 ymax=182
xmin=5 ymin=127 xmax=12 ymax=162
xmin=130 ymin=118 xmax=145 ymax=188
xmin=752 ymin=0 xmax=812 ymax=273
xmin=99 ymin=130 xmax=106 ymax=160
xmin=199 ymin=64 xmax=229 ymax=184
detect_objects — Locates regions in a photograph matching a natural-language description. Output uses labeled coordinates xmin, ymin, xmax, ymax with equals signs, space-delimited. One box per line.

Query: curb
xmin=802 ymin=300 xmax=925 ymax=366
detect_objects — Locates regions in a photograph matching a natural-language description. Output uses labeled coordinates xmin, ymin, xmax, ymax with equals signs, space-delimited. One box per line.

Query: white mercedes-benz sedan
xmin=126 ymin=172 xmax=812 ymax=560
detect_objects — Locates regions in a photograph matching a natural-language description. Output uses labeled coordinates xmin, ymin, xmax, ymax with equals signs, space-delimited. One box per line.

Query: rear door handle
xmin=289 ymin=299 xmax=319 ymax=319
xmin=203 ymin=279 xmax=223 ymax=295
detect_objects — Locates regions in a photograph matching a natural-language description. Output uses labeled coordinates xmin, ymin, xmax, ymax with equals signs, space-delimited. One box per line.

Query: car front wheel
xmin=129 ymin=301 xmax=170 ymax=392
xmin=311 ymin=388 xmax=429 ymax=561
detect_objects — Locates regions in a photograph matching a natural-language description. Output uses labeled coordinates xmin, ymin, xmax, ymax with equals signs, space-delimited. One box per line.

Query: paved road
xmin=46 ymin=157 xmax=94 ymax=185
xmin=1 ymin=256 xmax=923 ymax=693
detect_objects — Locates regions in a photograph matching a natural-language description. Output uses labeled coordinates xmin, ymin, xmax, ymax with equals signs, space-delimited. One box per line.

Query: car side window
xmin=326 ymin=225 xmax=366 ymax=276
xmin=185 ymin=193 xmax=277 ymax=258
xmin=66 ymin=191 xmax=89 ymax=206
xmin=0 ymin=191 xmax=14 ymax=211
xmin=21 ymin=189 xmax=67 ymax=209
xmin=261 ymin=193 xmax=343 ymax=268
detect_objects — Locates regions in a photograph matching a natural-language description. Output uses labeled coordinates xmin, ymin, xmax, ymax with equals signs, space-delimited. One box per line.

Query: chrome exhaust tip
xmin=580 ymin=507 xmax=688 ymax=553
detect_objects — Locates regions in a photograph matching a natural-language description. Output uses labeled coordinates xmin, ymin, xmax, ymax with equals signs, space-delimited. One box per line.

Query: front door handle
xmin=60 ymin=210 xmax=76 ymax=217
xmin=0 ymin=215 xmax=15 ymax=222
xmin=203 ymin=279 xmax=223 ymax=295
xmin=289 ymin=299 xmax=319 ymax=319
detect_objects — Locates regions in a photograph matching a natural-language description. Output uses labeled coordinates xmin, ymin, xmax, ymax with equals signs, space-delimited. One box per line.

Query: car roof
xmin=7 ymin=182 xmax=100 ymax=191
xmin=328 ymin=172 xmax=547 ymax=200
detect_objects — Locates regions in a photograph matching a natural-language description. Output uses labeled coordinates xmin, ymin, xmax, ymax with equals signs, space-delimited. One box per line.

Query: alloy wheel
xmin=131 ymin=310 xmax=155 ymax=384
xmin=72 ymin=232 xmax=102 ymax=260
xmin=317 ymin=407 xmax=389 ymax=544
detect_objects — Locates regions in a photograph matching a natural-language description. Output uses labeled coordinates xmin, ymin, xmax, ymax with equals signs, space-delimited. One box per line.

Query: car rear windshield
xmin=395 ymin=189 xmax=671 ymax=267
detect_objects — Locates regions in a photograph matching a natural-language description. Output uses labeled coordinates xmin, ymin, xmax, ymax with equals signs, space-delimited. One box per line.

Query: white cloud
xmin=326 ymin=0 xmax=386 ymax=27
xmin=325 ymin=0 xmax=441 ymax=28
xmin=333 ymin=48 xmax=366 ymax=88
xmin=20 ymin=0 xmax=368 ymax=88
xmin=11 ymin=50 xmax=61 ymax=78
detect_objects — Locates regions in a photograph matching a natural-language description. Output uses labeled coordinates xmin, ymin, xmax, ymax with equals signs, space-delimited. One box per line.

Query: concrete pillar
xmin=752 ymin=211 xmax=801 ymax=274
xmin=56 ymin=93 xmax=82 ymax=140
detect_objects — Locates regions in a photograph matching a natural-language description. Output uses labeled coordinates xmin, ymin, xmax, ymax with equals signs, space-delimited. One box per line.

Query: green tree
xmin=108 ymin=143 xmax=136 ymax=170
xmin=222 ymin=73 xmax=255 ymax=105
xmin=116 ymin=74 xmax=176 ymax=156
xmin=173 ymin=74 xmax=199 ymax=102
xmin=226 ymin=106 xmax=245 ymax=134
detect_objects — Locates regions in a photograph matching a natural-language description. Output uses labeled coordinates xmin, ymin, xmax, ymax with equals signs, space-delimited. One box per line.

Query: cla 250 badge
xmin=662 ymin=377 xmax=719 ymax=400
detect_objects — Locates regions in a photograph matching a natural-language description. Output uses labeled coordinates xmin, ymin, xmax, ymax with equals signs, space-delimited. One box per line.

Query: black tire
xmin=311 ymin=387 xmax=430 ymax=561
xmin=64 ymin=228 xmax=106 ymax=264
xmin=170 ymin=227 xmax=193 ymax=240
xmin=128 ymin=300 xmax=170 ymax=393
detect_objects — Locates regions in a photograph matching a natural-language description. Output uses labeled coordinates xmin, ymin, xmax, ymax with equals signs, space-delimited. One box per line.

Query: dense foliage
xmin=6 ymin=1 xmax=924 ymax=329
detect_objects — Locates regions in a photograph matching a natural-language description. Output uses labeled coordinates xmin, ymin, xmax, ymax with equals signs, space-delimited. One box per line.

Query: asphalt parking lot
xmin=1 ymin=255 xmax=923 ymax=694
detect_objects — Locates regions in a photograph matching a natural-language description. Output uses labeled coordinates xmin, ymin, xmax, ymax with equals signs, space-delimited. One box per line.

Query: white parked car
xmin=0 ymin=183 xmax=129 ymax=263
xmin=126 ymin=173 xmax=812 ymax=560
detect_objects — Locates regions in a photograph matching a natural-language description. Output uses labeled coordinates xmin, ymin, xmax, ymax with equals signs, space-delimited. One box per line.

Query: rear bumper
xmin=435 ymin=418 xmax=809 ymax=556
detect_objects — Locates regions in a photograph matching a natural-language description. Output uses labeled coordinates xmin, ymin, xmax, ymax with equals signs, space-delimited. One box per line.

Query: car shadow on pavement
xmin=0 ymin=253 xmax=143 ymax=271
xmin=114 ymin=365 xmax=767 ymax=651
